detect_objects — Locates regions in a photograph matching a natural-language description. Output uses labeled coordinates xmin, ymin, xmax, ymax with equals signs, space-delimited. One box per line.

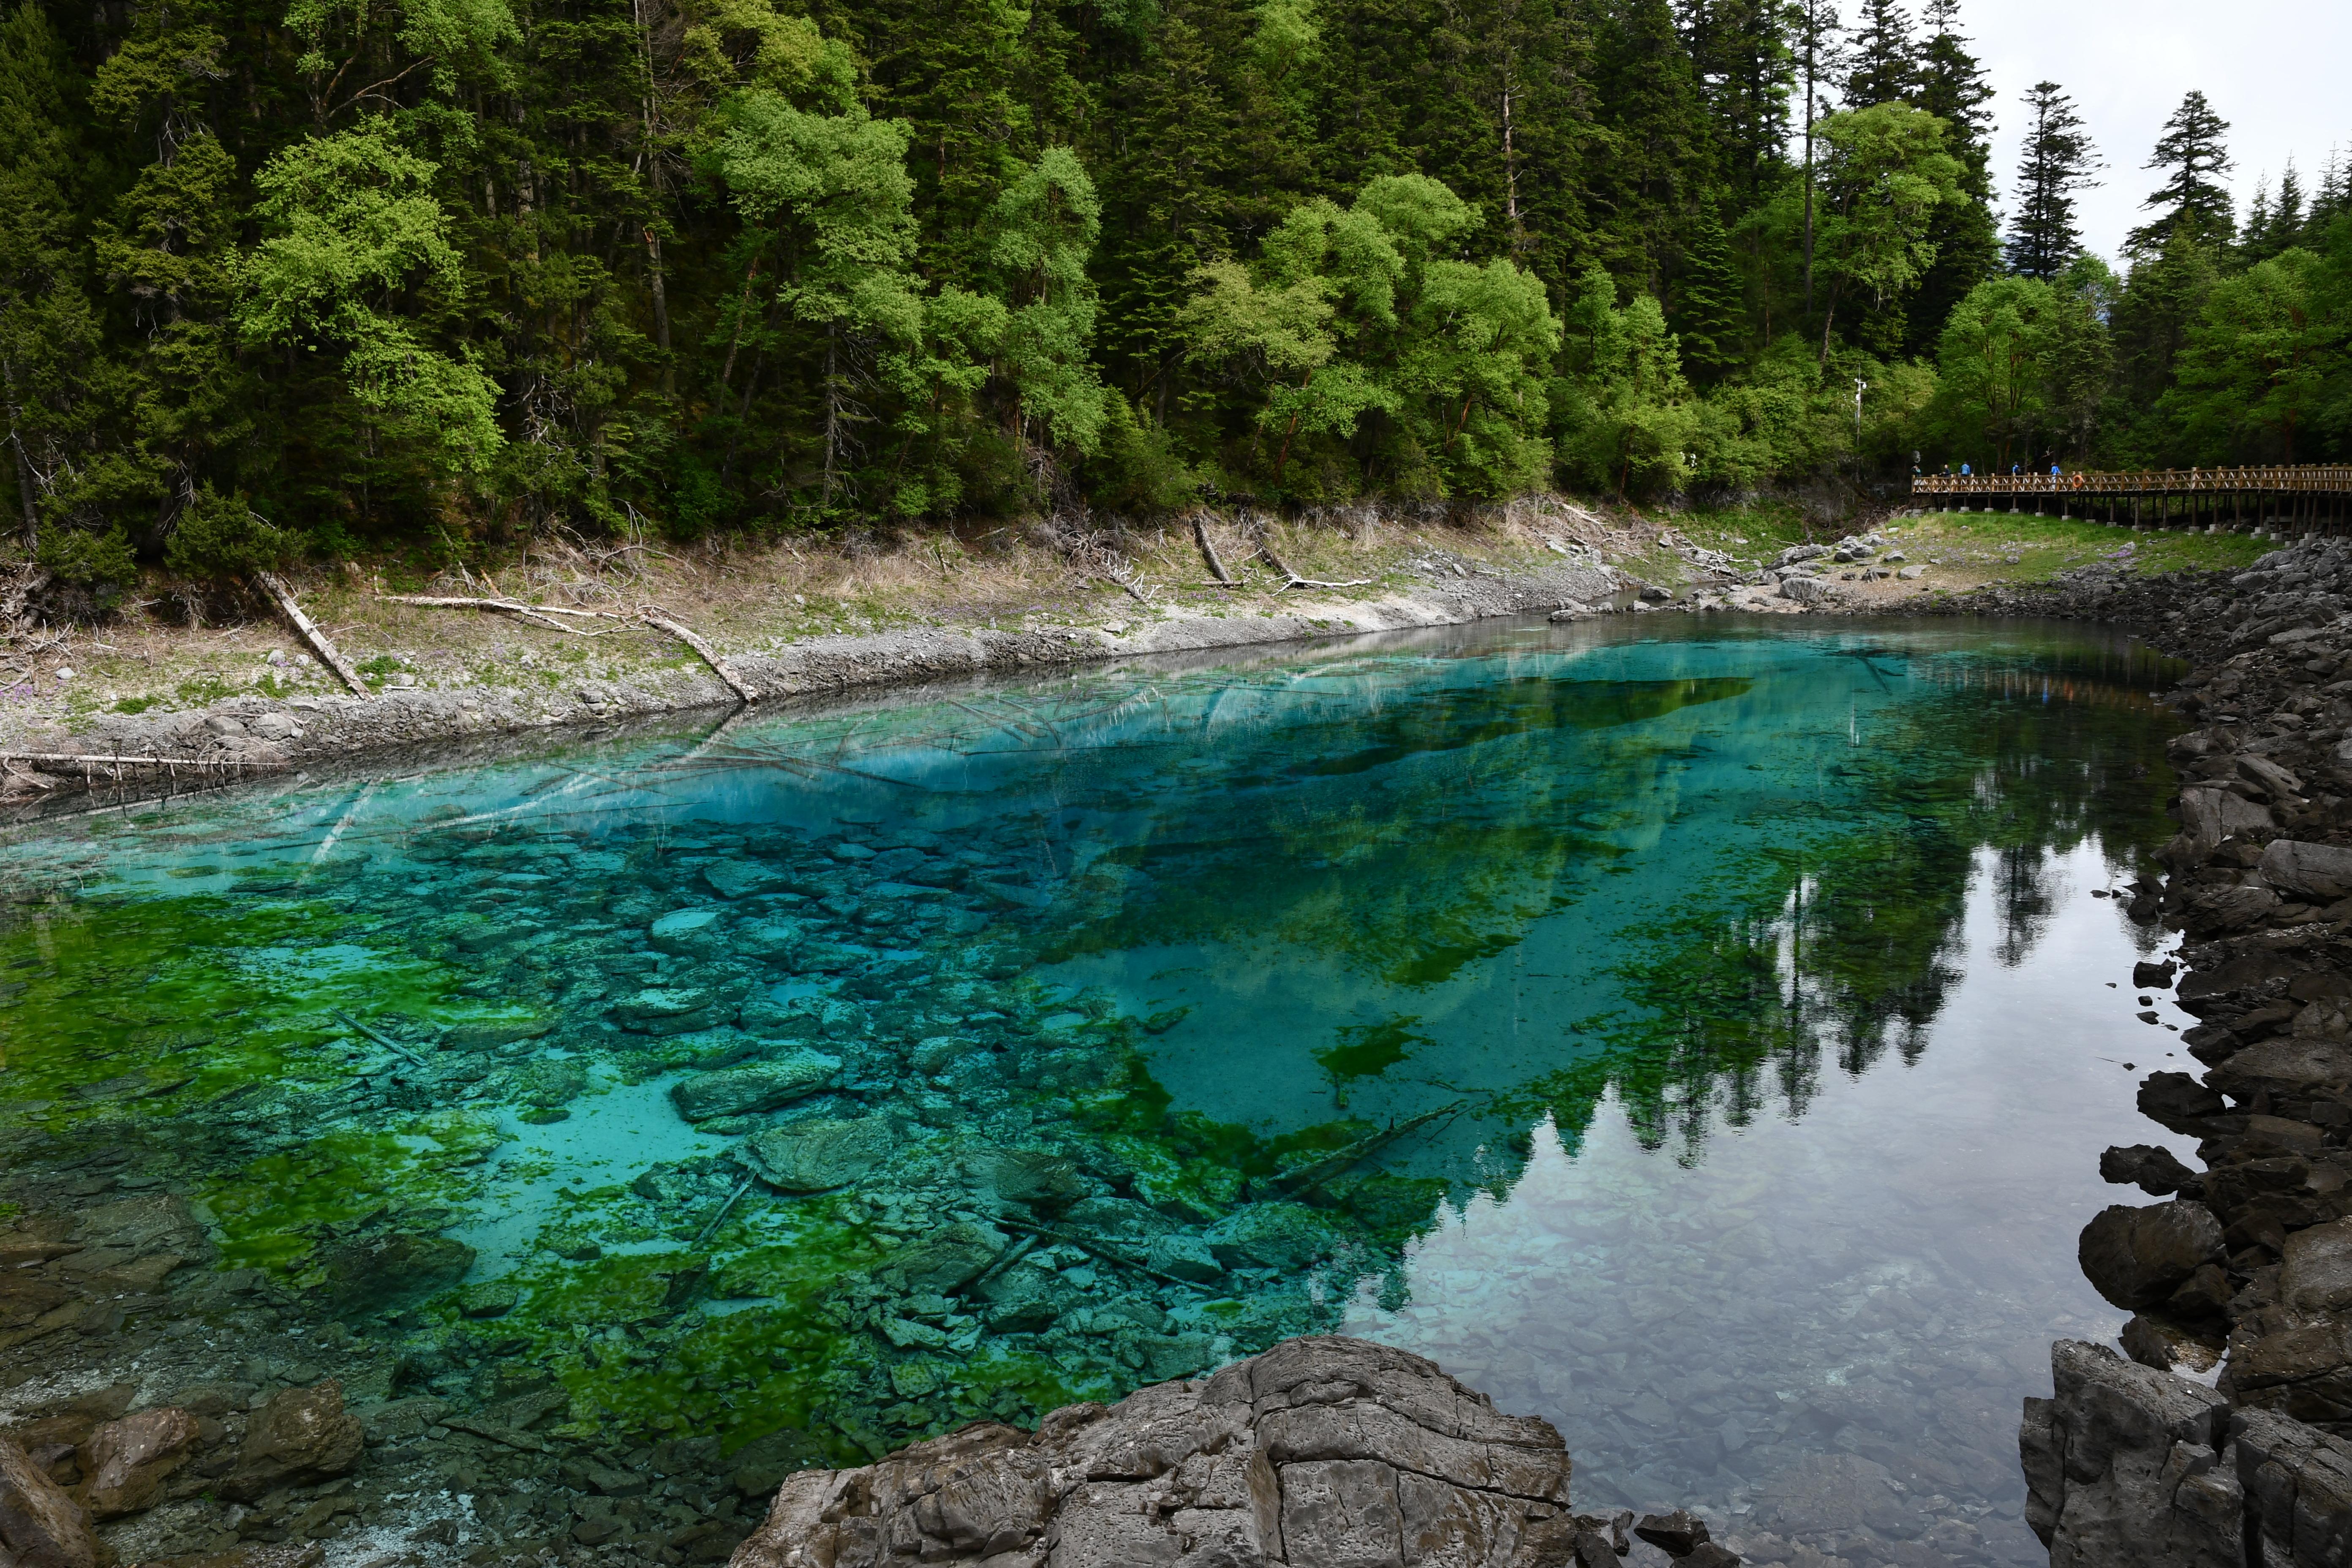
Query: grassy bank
xmin=1 ymin=499 xmax=2282 ymax=738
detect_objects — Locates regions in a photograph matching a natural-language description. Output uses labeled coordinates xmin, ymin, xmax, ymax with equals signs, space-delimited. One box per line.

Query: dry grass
xmin=0 ymin=498 xmax=1743 ymax=732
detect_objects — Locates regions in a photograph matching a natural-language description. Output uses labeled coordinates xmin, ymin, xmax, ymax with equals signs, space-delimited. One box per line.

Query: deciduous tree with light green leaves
xmin=2167 ymin=248 xmax=2337 ymax=463
xmin=1811 ymin=102 xmax=1965 ymax=359
xmin=237 ymin=124 xmax=503 ymax=473
xmin=1553 ymin=264 xmax=1699 ymax=497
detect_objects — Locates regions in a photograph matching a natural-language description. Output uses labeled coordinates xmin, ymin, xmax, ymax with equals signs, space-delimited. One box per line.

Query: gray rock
xmin=727 ymin=1337 xmax=1591 ymax=1568
xmin=2079 ymin=1200 xmax=2225 ymax=1312
xmin=2210 ymin=1038 xmax=2352 ymax=1101
xmin=650 ymin=907 xmax=726 ymax=956
xmin=670 ymin=1051 xmax=840 ymax=1122
xmin=740 ymin=1117 xmax=892 ymax=1192
xmin=2230 ymin=1404 xmax=2352 ymax=1565
xmin=2019 ymin=1340 xmax=2238 ymax=1566
xmin=2283 ymin=1219 xmax=2352 ymax=1315
xmin=1779 ymin=574 xmax=1835 ymax=606
xmin=705 ymin=860 xmax=784 ymax=898
xmin=2223 ymin=1320 xmax=2352 ymax=1427
xmin=2260 ymin=839 xmax=2352 ymax=900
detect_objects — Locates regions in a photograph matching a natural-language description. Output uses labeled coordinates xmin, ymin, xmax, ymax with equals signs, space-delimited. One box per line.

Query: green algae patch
xmin=196 ymin=1117 xmax=504 ymax=1273
xmin=0 ymin=893 xmax=460 ymax=1118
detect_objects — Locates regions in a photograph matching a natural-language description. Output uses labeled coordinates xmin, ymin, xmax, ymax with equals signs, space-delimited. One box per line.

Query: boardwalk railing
xmin=1910 ymin=465 xmax=2352 ymax=531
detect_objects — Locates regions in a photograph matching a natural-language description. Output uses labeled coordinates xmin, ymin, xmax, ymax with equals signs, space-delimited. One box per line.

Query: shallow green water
xmin=0 ymin=615 xmax=2187 ymax=1562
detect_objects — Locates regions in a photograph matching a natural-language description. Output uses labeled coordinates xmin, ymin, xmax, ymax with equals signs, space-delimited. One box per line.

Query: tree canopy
xmin=4 ymin=0 xmax=2350 ymax=588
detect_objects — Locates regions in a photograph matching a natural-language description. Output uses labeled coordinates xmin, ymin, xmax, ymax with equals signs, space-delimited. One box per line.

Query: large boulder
xmin=670 ymin=1051 xmax=841 ymax=1122
xmin=728 ymin=1337 xmax=1602 ymax=1568
xmin=2079 ymin=1201 xmax=2226 ymax=1312
xmin=313 ymin=1230 xmax=474 ymax=1317
xmin=741 ymin=1118 xmax=892 ymax=1192
xmin=2019 ymin=1340 xmax=2239 ymax=1567
xmin=2211 ymin=1038 xmax=2352 ymax=1102
xmin=0 ymin=1435 xmax=98 ymax=1568
xmin=221 ymin=1380 xmax=366 ymax=1501
xmin=79 ymin=1405 xmax=202 ymax=1517
xmin=2260 ymin=840 xmax=2352 ymax=902
xmin=2283 ymin=1218 xmax=2352 ymax=1315
xmin=2230 ymin=1405 xmax=2352 ymax=1565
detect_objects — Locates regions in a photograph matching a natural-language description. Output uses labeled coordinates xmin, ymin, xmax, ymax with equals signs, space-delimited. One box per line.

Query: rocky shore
xmin=1919 ymin=535 xmax=2352 ymax=1564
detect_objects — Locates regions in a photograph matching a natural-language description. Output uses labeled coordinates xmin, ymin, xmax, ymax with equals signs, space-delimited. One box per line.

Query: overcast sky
xmin=1903 ymin=0 xmax=2352 ymax=262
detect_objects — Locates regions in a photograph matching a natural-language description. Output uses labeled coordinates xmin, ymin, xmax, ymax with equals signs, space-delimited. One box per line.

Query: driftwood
xmin=1256 ymin=1102 xmax=1461 ymax=1202
xmin=330 ymin=1008 xmax=431 ymax=1067
xmin=378 ymin=594 xmax=622 ymax=635
xmin=255 ymin=571 xmax=368 ymax=696
xmin=640 ymin=610 xmax=760 ymax=703
xmin=692 ymin=1171 xmax=760 ymax=1248
xmin=384 ymin=592 xmax=759 ymax=704
xmin=1192 ymin=516 xmax=1236 ymax=587
xmin=990 ymin=1216 xmax=1199 ymax=1290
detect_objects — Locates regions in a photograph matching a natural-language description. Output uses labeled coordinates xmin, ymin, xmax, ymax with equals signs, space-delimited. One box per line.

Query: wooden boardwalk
xmin=1911 ymin=466 xmax=2352 ymax=531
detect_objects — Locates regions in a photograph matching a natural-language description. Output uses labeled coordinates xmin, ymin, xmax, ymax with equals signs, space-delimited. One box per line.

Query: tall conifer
xmin=2004 ymin=81 xmax=2099 ymax=279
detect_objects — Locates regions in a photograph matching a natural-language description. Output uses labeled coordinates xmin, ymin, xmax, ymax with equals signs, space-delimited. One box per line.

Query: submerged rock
xmin=671 ymin=1051 xmax=841 ymax=1122
xmin=314 ymin=1230 xmax=475 ymax=1317
xmin=79 ymin=1405 xmax=201 ymax=1518
xmin=727 ymin=1336 xmax=1628 ymax=1568
xmin=740 ymin=1117 xmax=892 ymax=1192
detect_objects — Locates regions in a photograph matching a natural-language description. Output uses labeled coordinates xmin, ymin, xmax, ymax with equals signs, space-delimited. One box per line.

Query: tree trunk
xmin=822 ymin=324 xmax=841 ymax=505
xmin=1 ymin=357 xmax=38 ymax=553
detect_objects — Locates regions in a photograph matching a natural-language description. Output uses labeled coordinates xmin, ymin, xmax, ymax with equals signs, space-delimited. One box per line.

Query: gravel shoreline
xmin=0 ymin=556 xmax=1630 ymax=811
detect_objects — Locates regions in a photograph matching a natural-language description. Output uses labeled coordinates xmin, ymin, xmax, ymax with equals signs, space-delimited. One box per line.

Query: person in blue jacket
xmin=1960 ymin=462 xmax=1972 ymax=476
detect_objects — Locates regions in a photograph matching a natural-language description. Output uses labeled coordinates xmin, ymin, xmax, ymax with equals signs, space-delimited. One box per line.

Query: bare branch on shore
xmin=256 ymin=571 xmax=368 ymax=696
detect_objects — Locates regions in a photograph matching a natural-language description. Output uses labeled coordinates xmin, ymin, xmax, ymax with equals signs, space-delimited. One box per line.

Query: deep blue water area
xmin=0 ymin=615 xmax=2197 ymax=1565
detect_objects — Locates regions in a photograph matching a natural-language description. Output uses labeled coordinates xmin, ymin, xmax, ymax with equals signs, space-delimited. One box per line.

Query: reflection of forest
xmin=1522 ymin=646 xmax=2178 ymax=1170
xmin=891 ymin=634 xmax=2183 ymax=1189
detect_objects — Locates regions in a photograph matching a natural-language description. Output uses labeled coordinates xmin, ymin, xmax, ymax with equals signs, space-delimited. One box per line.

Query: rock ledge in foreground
xmin=730 ymin=1334 xmax=1733 ymax=1567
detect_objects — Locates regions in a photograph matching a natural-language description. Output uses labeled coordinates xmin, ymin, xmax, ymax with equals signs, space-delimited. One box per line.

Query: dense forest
xmin=4 ymin=0 xmax=2352 ymax=588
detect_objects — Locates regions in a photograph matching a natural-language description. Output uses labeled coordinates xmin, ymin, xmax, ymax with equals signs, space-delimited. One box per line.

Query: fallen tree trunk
xmin=378 ymin=594 xmax=621 ymax=634
xmin=1192 ymin=515 xmax=1236 ymax=587
xmin=640 ymin=610 xmax=759 ymax=703
xmin=255 ymin=571 xmax=368 ymax=696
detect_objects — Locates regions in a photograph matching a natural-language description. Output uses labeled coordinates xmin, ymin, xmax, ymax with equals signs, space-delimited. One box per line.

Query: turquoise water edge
xmin=0 ymin=614 xmax=2194 ymax=1563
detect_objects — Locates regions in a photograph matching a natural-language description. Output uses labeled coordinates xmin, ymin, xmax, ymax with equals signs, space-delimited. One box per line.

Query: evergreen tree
xmin=1679 ymin=0 xmax=1796 ymax=201
xmin=1904 ymin=0 xmax=1997 ymax=354
xmin=1841 ymin=0 xmax=1916 ymax=108
xmin=2128 ymin=89 xmax=2234 ymax=256
xmin=2245 ymin=159 xmax=2306 ymax=261
xmin=1790 ymin=0 xmax=1840 ymax=314
xmin=1588 ymin=0 xmax=1717 ymax=293
xmin=1670 ymin=197 xmax=1748 ymax=379
xmin=2005 ymin=81 xmax=2099 ymax=279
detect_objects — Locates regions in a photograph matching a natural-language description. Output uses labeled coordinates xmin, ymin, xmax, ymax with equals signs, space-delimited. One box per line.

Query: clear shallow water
xmin=0 ymin=615 xmax=2190 ymax=1565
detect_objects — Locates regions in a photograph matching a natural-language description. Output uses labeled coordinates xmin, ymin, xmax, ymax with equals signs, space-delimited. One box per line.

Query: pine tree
xmin=1841 ymin=0 xmax=1917 ymax=108
xmin=1791 ymin=0 xmax=1840 ymax=314
xmin=2004 ymin=81 xmax=2099 ymax=279
xmin=1679 ymin=0 xmax=1796 ymax=201
xmin=1669 ymin=197 xmax=1748 ymax=379
xmin=1905 ymin=0 xmax=1998 ymax=353
xmin=2247 ymin=158 xmax=2308 ymax=260
xmin=1588 ymin=0 xmax=1716 ymax=294
xmin=2127 ymin=89 xmax=2234 ymax=256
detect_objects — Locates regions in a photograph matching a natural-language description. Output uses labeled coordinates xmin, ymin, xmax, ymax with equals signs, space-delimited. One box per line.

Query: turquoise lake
xmin=0 ymin=615 xmax=2198 ymax=1565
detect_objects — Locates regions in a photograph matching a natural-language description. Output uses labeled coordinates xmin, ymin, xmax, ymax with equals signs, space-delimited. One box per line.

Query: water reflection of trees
xmin=926 ymin=637 xmax=2180 ymax=1184
xmin=1516 ymin=652 xmax=2177 ymax=1168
